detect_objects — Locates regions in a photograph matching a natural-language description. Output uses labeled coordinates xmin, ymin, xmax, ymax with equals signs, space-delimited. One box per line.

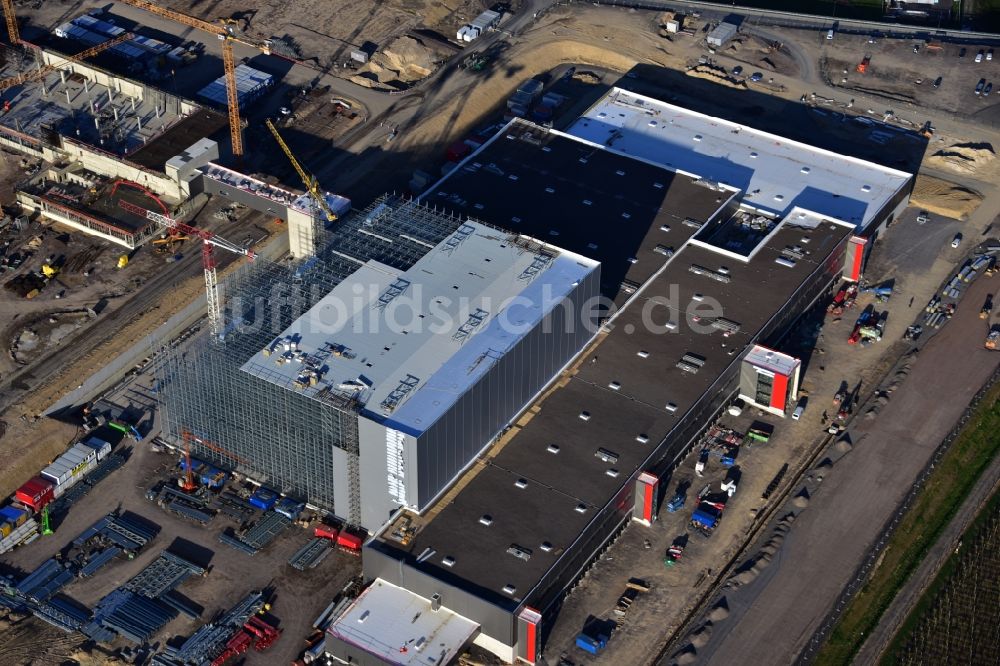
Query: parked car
xmin=933 ymin=76 xmax=942 ymax=88
xmin=976 ymin=50 xmax=984 ymax=63
xmin=976 ymin=78 xmax=986 ymax=95
xmin=732 ymin=65 xmax=743 ymax=76
xmin=750 ymin=71 xmax=763 ymax=82
xmin=952 ymin=233 xmax=963 ymax=249
xmin=916 ymin=211 xmax=930 ymax=224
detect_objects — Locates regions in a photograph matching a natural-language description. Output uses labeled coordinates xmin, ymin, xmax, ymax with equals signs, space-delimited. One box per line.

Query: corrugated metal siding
xmin=413 ymin=267 xmax=601 ymax=508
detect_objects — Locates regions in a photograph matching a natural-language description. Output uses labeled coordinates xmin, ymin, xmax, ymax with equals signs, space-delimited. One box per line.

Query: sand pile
xmin=351 ymin=35 xmax=442 ymax=90
xmin=926 ymin=142 xmax=995 ymax=175
xmin=910 ymin=174 xmax=983 ymax=220
xmin=686 ymin=64 xmax=748 ymax=89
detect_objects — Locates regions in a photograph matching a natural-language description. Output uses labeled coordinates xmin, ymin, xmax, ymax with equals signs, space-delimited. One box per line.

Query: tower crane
xmin=118 ymin=0 xmax=273 ymax=159
xmin=115 ymin=182 xmax=255 ymax=340
xmin=2 ymin=0 xmax=18 ymax=45
xmin=264 ymin=119 xmax=337 ymax=225
xmin=0 ymin=32 xmax=134 ymax=93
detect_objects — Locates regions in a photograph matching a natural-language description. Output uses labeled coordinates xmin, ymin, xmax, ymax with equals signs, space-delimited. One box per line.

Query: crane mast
xmin=2 ymin=0 xmax=18 ymax=45
xmin=265 ymin=119 xmax=337 ymax=223
xmin=118 ymin=0 xmax=272 ymax=159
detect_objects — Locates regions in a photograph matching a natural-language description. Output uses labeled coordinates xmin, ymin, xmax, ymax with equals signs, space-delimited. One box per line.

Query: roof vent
xmin=861 ymin=184 xmax=872 ymax=192
xmin=616 ymin=169 xmax=626 ymax=175
xmin=801 ymin=166 xmax=811 ymax=174
xmin=514 ymin=478 xmax=528 ymax=489
xmin=442 ymin=556 xmax=456 ymax=567
xmin=660 ymin=224 xmax=670 ymax=232
xmin=582 ymin=199 xmax=593 ymax=206
xmin=608 ymin=381 xmax=621 ymax=391
xmin=359 ymin=610 xmax=370 ymax=623
xmin=637 ymin=350 xmax=650 ymax=358
xmin=606 ymin=469 xmax=620 ymax=478
xmin=692 ymin=293 xmax=704 ymax=302
xmin=750 ymin=151 xmax=758 ymax=158
xmin=654 ymin=182 xmax=664 ymax=189
xmin=579 ymin=411 xmax=592 ymax=421
xmin=508 ymin=174 xmax=519 ymax=181
xmin=693 ymin=135 xmax=703 ymax=142
xmin=587 ymin=242 xmax=599 ymax=250
xmin=506 ymin=544 xmax=533 ymax=561
xmin=547 ymin=444 xmax=560 ymax=454
xmin=511 ymin=216 xmax=521 ymax=224
xmin=479 ymin=515 xmax=494 ymax=526
xmin=774 ymin=194 xmax=785 ymax=202
xmin=636 ymin=434 xmax=650 ymax=444
xmin=622 ymin=212 xmax=631 ymax=219
xmin=545 ymin=186 xmax=555 ymax=193
xmin=540 ymin=541 xmax=553 ymax=552
xmin=575 ymin=504 xmax=587 ymax=514
xmin=595 ymin=448 xmax=619 ymax=464
xmin=502 ymin=584 xmax=517 ymax=595
xmin=677 ymin=353 xmax=706 ymax=374
xmin=666 ymin=402 xmax=678 ymax=412
xmin=775 ymin=257 xmax=796 ymax=268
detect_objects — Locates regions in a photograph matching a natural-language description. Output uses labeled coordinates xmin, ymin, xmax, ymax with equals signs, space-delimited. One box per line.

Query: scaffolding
xmin=157 ymin=196 xmax=470 ymax=526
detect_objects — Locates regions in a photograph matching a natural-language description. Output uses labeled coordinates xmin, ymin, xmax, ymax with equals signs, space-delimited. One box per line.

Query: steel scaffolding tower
xmin=156 ymin=196 xmax=468 ymax=525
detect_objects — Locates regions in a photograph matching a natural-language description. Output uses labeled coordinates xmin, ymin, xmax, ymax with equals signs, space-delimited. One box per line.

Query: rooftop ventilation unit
xmin=595 ymin=448 xmax=619 ymax=464
xmin=683 ymin=218 xmax=704 ymax=229
xmin=479 ymin=515 xmax=494 ymax=526
xmin=689 ymin=264 xmax=731 ymax=284
xmin=654 ymin=245 xmax=675 ymax=257
xmin=620 ymin=279 xmax=641 ymax=295
xmin=709 ymin=317 xmax=742 ymax=336
xmin=506 ymin=544 xmax=533 ymax=561
xmin=677 ymin=353 xmax=706 ymax=374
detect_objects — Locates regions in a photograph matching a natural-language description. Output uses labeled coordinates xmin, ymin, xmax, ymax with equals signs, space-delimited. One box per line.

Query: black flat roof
xmin=372 ymin=121 xmax=855 ymax=608
xmin=423 ymin=121 xmax=733 ymax=305
xmin=129 ymin=109 xmax=227 ymax=171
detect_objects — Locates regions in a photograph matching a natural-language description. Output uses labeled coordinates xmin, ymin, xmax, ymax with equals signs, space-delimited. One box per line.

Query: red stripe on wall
xmin=526 ymin=620 xmax=537 ymax=663
xmin=770 ymin=373 xmax=789 ymax=412
xmin=643 ymin=483 xmax=654 ymax=521
xmin=850 ymin=240 xmax=864 ymax=281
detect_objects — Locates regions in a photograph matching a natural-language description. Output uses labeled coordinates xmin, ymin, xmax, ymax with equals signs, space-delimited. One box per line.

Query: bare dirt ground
xmin=152 ymin=0 xmax=492 ymax=71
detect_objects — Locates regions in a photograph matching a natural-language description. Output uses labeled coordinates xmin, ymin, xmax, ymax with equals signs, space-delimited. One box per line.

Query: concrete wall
xmin=59 ymin=139 xmax=182 ymax=201
xmin=287 ymin=207 xmax=317 ymax=258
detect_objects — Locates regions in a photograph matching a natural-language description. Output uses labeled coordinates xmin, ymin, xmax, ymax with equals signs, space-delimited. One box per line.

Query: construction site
xmin=0 ymin=0 xmax=995 ymax=665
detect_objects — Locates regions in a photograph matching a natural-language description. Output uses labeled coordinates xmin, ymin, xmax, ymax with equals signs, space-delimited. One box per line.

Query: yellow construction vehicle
xmin=151 ymin=233 xmax=190 ymax=253
xmin=117 ymin=255 xmax=129 ymax=270
xmin=40 ymin=264 xmax=58 ymax=279
xmin=264 ymin=119 xmax=337 ymax=224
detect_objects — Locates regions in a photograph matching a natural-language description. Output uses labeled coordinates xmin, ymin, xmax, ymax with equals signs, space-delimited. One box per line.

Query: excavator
xmin=151 ymin=233 xmax=190 ymax=254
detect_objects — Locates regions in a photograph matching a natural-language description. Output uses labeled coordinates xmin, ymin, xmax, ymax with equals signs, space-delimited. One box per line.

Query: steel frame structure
xmin=156 ymin=197 xmax=470 ymax=525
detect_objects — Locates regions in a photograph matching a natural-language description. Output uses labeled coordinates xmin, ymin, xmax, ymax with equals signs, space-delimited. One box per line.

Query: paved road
xmin=695 ymin=268 xmax=1000 ymax=665
xmin=853 ymin=438 xmax=1000 ymax=664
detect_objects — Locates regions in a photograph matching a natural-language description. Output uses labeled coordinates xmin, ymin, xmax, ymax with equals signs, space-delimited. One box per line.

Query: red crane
xmin=115 ymin=181 xmax=254 ymax=339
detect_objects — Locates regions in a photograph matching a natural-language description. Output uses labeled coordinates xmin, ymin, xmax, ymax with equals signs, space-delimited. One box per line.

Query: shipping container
xmin=81 ymin=437 xmax=112 ymax=461
xmin=248 ymin=487 xmax=278 ymax=511
xmin=0 ymin=506 xmax=28 ymax=527
xmin=336 ymin=532 xmax=363 ymax=552
xmin=41 ymin=442 xmax=99 ymax=489
xmin=15 ymin=476 xmax=55 ymax=512
xmin=314 ymin=525 xmax=339 ymax=541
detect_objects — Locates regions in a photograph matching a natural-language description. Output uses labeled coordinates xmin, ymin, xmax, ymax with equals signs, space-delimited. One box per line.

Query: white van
xmin=827 ymin=29 xmax=834 ymax=40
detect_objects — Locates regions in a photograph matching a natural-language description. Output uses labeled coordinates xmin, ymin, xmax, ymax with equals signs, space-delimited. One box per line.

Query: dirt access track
xmin=119 ymin=0 xmax=489 ymax=68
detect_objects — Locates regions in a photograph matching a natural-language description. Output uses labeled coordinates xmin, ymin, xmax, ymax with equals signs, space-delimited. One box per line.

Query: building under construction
xmin=158 ymin=196 xmax=600 ymax=529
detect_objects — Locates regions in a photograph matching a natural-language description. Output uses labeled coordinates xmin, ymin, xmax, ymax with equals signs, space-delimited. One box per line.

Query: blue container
xmin=248 ymin=487 xmax=278 ymax=511
xmin=0 ymin=506 xmax=28 ymax=527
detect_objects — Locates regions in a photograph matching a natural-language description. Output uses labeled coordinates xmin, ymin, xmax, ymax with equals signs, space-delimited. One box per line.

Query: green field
xmin=883 ymin=488 xmax=1000 ymax=664
xmin=814 ymin=380 xmax=1000 ymax=666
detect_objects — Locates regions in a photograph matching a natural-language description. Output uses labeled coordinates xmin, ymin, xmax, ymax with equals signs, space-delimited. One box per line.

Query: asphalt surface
xmin=695 ymin=269 xmax=1000 ymax=665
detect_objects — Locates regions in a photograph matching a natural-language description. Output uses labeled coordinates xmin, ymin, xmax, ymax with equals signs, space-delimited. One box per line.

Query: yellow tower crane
xmin=0 ymin=32 xmax=134 ymax=93
xmin=2 ymin=0 xmax=18 ymax=45
xmin=265 ymin=119 xmax=337 ymax=224
xmin=118 ymin=0 xmax=272 ymax=159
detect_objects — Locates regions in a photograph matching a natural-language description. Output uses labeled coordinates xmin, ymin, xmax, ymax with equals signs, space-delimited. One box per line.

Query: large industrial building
xmin=159 ymin=196 xmax=600 ymax=529
xmin=324 ymin=111 xmax=889 ymax=664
